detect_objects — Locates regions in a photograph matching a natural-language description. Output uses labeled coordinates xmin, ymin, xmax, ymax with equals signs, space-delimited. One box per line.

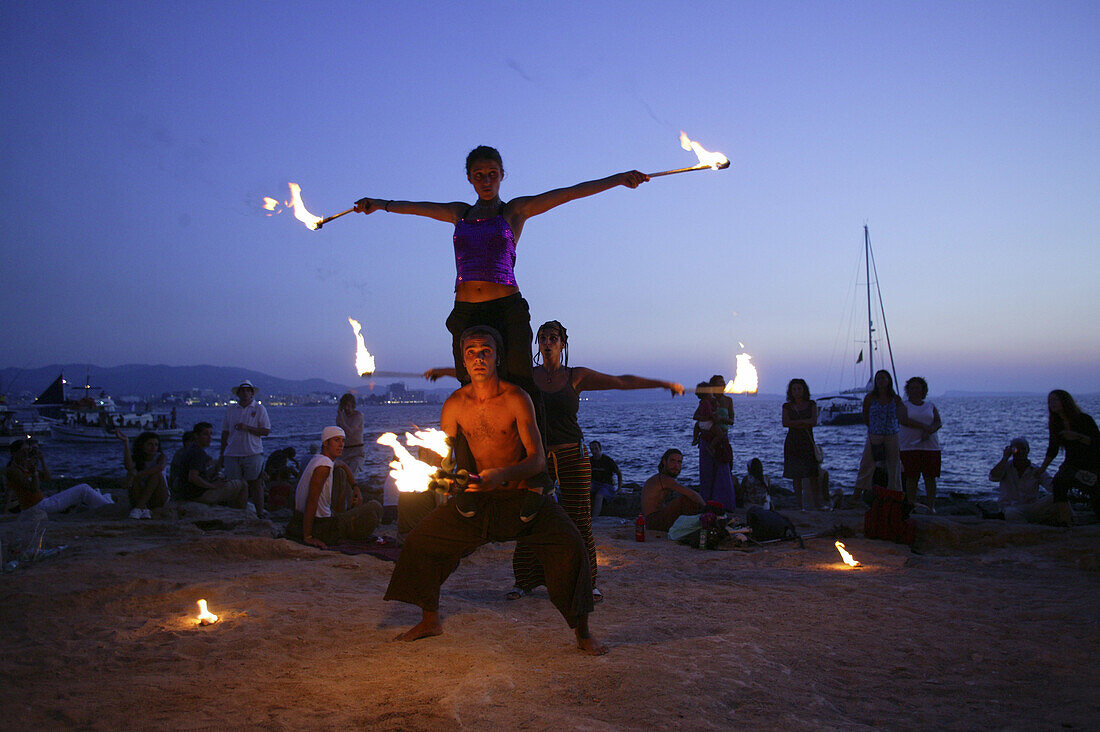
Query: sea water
xmin=27 ymin=394 xmax=1098 ymax=498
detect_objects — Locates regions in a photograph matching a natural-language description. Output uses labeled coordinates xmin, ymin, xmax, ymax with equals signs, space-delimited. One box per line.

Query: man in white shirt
xmin=220 ymin=380 xmax=271 ymax=518
xmin=287 ymin=426 xmax=381 ymax=548
xmin=988 ymin=437 xmax=1055 ymax=523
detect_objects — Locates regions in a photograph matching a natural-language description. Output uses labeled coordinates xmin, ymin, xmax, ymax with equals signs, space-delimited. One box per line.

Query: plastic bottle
xmin=634 ymin=514 xmax=646 ymax=542
xmin=698 ymin=526 xmax=707 ymax=549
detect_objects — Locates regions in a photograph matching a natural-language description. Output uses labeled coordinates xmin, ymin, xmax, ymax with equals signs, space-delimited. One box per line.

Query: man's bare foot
xmin=575 ymin=630 xmax=609 ymax=655
xmin=393 ymin=615 xmax=443 ymax=642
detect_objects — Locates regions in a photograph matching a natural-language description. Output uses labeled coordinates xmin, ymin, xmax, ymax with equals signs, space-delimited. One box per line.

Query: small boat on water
xmin=32 ymin=372 xmax=183 ymax=443
xmin=818 ymin=225 xmax=898 ymax=426
xmin=0 ymin=406 xmax=55 ymax=437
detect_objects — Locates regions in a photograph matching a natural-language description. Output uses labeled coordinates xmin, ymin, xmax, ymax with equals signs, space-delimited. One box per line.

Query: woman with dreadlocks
xmin=507 ymin=320 xmax=683 ymax=603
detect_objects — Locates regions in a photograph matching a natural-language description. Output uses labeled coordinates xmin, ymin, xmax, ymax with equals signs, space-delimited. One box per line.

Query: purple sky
xmin=2 ymin=2 xmax=1097 ymax=394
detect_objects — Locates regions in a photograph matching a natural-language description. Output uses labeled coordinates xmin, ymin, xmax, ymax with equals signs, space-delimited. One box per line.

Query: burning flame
xmin=377 ymin=430 xmax=448 ymax=493
xmin=348 ymin=317 xmax=376 ymax=376
xmin=679 ymin=131 xmax=729 ymax=170
xmin=835 ymin=541 xmax=861 ymax=567
xmin=726 ymin=345 xmax=758 ymax=394
xmin=196 ymin=599 xmax=219 ymax=625
xmin=261 ymin=183 xmax=322 ymax=230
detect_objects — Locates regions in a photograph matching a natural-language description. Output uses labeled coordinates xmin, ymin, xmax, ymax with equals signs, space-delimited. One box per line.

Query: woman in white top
xmin=898 ymin=376 xmax=942 ymax=511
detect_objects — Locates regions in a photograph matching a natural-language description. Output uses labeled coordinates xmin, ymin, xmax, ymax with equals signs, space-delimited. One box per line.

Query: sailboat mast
xmin=865 ymin=225 xmax=873 ymax=383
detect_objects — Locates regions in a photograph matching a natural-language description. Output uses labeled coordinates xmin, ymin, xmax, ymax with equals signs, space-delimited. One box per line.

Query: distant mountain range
xmin=0 ymin=364 xmax=365 ymax=400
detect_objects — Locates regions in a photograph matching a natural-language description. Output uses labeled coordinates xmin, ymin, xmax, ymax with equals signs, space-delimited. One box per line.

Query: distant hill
xmin=0 ymin=364 xmax=360 ymax=400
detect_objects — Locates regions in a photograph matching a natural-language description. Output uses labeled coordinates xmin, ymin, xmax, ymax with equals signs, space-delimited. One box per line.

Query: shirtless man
xmin=641 ymin=448 xmax=705 ymax=531
xmin=384 ymin=325 xmax=605 ymax=655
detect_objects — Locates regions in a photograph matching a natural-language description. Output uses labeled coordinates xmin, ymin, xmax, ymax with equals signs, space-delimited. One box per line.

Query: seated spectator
xmin=167 ymin=430 xmax=196 ymax=496
xmin=286 ymin=426 xmax=382 ymax=548
xmin=588 ymin=440 xmax=622 ymax=517
xmin=116 ymin=430 xmax=169 ymax=519
xmin=641 ymin=449 xmax=705 ymax=531
xmin=263 ymin=447 xmax=300 ymax=484
xmin=176 ymin=422 xmax=248 ymax=510
xmin=988 ymin=437 xmax=1057 ymax=524
xmin=739 ymin=458 xmax=772 ymax=508
xmin=5 ymin=439 xmax=114 ymax=513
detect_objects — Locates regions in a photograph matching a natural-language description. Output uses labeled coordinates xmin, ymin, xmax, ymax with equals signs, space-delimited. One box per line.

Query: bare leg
xmin=394 ymin=610 xmax=443 ymax=642
xmin=574 ymin=614 xmax=608 ymax=656
xmin=793 ymin=478 xmax=804 ymax=510
xmin=806 ymin=475 xmax=821 ymax=510
xmin=591 ymin=492 xmax=604 ymax=518
xmin=925 ymin=477 xmax=937 ymax=512
xmin=904 ymin=475 xmax=919 ymax=505
xmin=248 ymin=478 xmax=265 ymax=518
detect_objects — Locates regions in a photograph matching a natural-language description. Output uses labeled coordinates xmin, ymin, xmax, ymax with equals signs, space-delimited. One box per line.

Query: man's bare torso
xmin=449 ymin=381 xmax=530 ymax=488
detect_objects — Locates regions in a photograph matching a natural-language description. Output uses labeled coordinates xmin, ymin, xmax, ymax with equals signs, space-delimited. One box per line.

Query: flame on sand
xmin=377 ymin=429 xmax=449 ymax=493
xmin=196 ymin=599 xmax=219 ymax=625
xmin=835 ymin=541 xmax=861 ymax=567
xmin=261 ymin=183 xmax=322 ymax=230
xmin=726 ymin=343 xmax=758 ymax=394
xmin=348 ymin=317 xmax=376 ymax=376
xmin=679 ymin=131 xmax=730 ymax=170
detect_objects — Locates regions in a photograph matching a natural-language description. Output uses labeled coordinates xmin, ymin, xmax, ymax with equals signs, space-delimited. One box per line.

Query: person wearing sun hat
xmin=220 ymin=379 xmax=271 ymax=518
xmin=287 ymin=425 xmax=382 ymax=548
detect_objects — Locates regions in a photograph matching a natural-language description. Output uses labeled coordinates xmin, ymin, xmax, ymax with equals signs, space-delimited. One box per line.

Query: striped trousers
xmin=512 ymin=442 xmax=597 ymax=590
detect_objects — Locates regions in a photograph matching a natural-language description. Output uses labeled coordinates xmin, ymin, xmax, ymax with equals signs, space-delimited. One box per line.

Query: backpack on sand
xmin=864 ymin=485 xmax=916 ymax=544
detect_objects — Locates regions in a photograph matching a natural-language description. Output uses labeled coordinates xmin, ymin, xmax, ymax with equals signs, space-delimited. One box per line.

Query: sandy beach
xmin=3 ymin=501 xmax=1098 ymax=731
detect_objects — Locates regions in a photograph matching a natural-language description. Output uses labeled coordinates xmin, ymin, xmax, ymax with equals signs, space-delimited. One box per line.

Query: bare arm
xmin=424 ymin=367 xmax=458 ymax=382
xmin=302 ymin=465 xmax=331 ymax=548
xmin=990 ymin=445 xmax=1013 ymax=482
xmin=572 ymin=366 xmax=683 ymax=395
xmin=506 ymin=171 xmax=648 ymax=226
xmin=115 ymin=430 xmax=135 ymax=472
xmin=353 ymin=198 xmax=467 ymax=224
xmin=668 ymin=478 xmax=705 ymax=507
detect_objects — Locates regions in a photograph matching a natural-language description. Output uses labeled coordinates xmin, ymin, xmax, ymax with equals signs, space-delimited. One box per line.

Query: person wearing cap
xmin=988 ymin=437 xmax=1056 ymax=523
xmin=287 ymin=426 xmax=382 ymax=549
xmin=220 ymin=380 xmax=271 ymax=518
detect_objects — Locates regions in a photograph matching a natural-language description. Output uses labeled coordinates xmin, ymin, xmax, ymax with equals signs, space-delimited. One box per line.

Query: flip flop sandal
xmin=506 ymin=586 xmax=530 ymax=601
xmin=592 ymin=588 xmax=604 ymax=603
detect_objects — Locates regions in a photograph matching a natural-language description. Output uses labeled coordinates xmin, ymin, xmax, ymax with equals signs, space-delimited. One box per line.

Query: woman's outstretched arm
xmin=507 ymin=171 xmax=648 ymax=225
xmin=572 ymin=366 xmax=683 ymax=395
xmin=353 ymin=198 xmax=467 ymax=224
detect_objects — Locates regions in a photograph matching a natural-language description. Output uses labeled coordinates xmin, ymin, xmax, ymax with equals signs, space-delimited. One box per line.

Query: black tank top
xmin=541 ymin=368 xmax=584 ymax=444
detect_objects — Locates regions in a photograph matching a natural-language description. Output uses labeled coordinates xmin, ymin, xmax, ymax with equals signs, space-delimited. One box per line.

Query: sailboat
xmin=817 ymin=226 xmax=898 ymax=426
xmin=34 ymin=371 xmax=183 ymax=442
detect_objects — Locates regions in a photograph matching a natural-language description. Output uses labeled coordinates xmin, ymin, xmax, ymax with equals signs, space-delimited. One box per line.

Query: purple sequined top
xmin=453 ymin=213 xmax=517 ymax=290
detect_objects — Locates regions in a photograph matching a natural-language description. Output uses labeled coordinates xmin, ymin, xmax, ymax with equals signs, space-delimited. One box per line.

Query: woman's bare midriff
xmin=456 ymin=281 xmax=520 ymax=303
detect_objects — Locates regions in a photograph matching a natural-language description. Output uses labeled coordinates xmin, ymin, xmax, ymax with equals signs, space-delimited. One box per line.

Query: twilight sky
xmin=2 ymin=1 xmax=1097 ymax=394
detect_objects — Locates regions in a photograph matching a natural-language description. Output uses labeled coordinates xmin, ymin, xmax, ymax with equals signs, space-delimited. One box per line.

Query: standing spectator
xmin=898 ymin=376 xmax=943 ymax=512
xmin=287 ymin=426 xmax=382 ymax=548
xmin=1035 ymin=390 xmax=1100 ymax=524
xmin=588 ymin=440 xmax=622 ymax=518
xmin=336 ymin=393 xmax=366 ymax=480
xmin=782 ymin=378 xmax=820 ymax=510
xmin=220 ymin=380 xmax=270 ymax=518
xmin=116 ymin=430 xmax=169 ymax=519
xmin=709 ymin=374 xmax=736 ymax=434
xmin=854 ymin=370 xmax=904 ymax=502
xmin=693 ymin=382 xmax=736 ymax=511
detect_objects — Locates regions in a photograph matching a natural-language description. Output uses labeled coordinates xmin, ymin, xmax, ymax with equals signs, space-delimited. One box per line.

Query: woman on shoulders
xmin=1036 ymin=389 xmax=1100 ymax=524
xmin=782 ymin=378 xmax=821 ymax=510
xmin=116 ymin=430 xmax=169 ymax=519
xmin=854 ymin=370 xmax=905 ymax=501
xmin=355 ymin=146 xmax=649 ymax=424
